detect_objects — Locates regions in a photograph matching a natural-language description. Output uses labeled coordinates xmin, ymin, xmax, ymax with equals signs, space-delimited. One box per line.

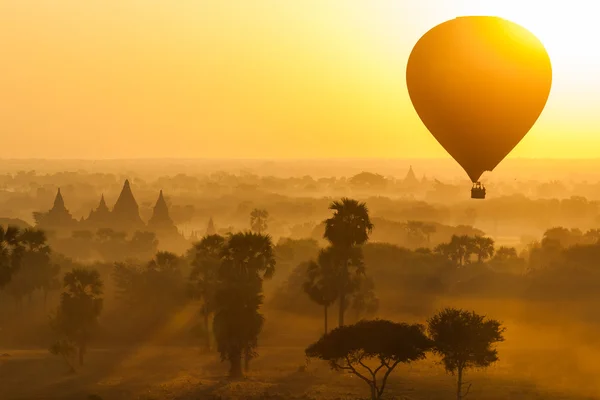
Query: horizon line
xmin=1 ymin=157 xmax=600 ymax=162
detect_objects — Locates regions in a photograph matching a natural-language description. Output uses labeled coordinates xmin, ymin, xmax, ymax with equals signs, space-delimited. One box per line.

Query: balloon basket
xmin=471 ymin=182 xmax=486 ymax=199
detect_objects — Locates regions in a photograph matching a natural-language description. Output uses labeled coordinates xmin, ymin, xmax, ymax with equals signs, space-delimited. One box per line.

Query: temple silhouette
xmin=33 ymin=179 xmax=187 ymax=252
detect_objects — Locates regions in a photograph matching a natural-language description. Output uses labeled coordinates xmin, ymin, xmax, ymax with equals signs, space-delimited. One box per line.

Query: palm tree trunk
xmin=338 ymin=258 xmax=349 ymax=327
xmin=78 ymin=343 xmax=85 ymax=366
xmin=244 ymin=348 xmax=250 ymax=372
xmin=230 ymin=349 xmax=243 ymax=378
xmin=324 ymin=305 xmax=328 ymax=335
xmin=203 ymin=311 xmax=210 ymax=350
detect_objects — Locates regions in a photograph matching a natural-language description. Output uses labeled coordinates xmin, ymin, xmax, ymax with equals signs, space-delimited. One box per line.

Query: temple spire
xmin=97 ymin=194 xmax=108 ymax=212
xmin=206 ymin=217 xmax=216 ymax=236
xmin=148 ymin=189 xmax=177 ymax=234
xmin=53 ymin=188 xmax=66 ymax=211
xmin=111 ymin=179 xmax=144 ymax=231
xmin=404 ymin=165 xmax=419 ymax=186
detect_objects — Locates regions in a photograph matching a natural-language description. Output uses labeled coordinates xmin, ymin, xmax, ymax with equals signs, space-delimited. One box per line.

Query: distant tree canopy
xmin=434 ymin=235 xmax=495 ymax=266
xmin=112 ymin=251 xmax=185 ymax=315
xmin=250 ymin=208 xmax=269 ymax=234
xmin=0 ymin=225 xmax=25 ymax=289
xmin=306 ymin=319 xmax=431 ymax=400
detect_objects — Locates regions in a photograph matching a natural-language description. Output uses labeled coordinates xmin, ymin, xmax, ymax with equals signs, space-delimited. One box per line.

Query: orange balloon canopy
xmin=406 ymin=16 xmax=552 ymax=182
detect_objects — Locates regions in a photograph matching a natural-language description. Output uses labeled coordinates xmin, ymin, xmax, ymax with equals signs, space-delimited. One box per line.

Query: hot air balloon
xmin=406 ymin=16 xmax=552 ymax=199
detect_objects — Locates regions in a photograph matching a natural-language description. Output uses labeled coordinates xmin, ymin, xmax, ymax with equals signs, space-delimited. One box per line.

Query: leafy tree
xmin=348 ymin=274 xmax=379 ymax=322
xmin=189 ymin=234 xmax=225 ymax=350
xmin=405 ymin=221 xmax=436 ymax=248
xmin=306 ymin=319 xmax=431 ymax=400
xmin=250 ymin=208 xmax=269 ymax=234
xmin=542 ymin=227 xmax=582 ymax=248
xmin=323 ymin=198 xmax=373 ymax=327
xmin=128 ymin=231 xmax=159 ymax=259
xmin=434 ymin=235 xmax=474 ymax=266
xmin=0 ymin=225 xmax=24 ymax=289
xmin=5 ymin=228 xmax=59 ymax=308
xmin=52 ymin=268 xmax=104 ymax=366
xmin=302 ymin=247 xmax=341 ymax=335
xmin=427 ymin=308 xmax=505 ymax=400
xmin=470 ymin=236 xmax=495 ymax=263
xmin=49 ymin=338 xmax=77 ymax=373
xmin=112 ymin=251 xmax=185 ymax=322
xmin=490 ymin=246 xmax=526 ymax=273
xmin=213 ymin=276 xmax=264 ymax=378
xmin=213 ymin=232 xmax=275 ymax=377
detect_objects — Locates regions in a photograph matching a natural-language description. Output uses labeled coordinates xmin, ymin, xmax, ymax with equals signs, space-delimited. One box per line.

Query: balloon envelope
xmin=406 ymin=16 xmax=552 ymax=182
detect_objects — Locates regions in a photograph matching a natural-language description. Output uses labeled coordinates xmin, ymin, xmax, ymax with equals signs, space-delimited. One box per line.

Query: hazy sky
xmin=1 ymin=1 xmax=599 ymax=159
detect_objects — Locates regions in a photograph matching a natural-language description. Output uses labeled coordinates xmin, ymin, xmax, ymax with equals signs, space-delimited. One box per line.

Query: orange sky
xmin=1 ymin=1 xmax=599 ymax=159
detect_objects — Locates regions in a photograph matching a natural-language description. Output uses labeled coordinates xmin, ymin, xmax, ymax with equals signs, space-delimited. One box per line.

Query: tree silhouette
xmin=348 ymin=274 xmax=379 ymax=322
xmin=434 ymin=235 xmax=475 ymax=266
xmin=189 ymin=234 xmax=225 ymax=350
xmin=323 ymin=198 xmax=373 ymax=327
xmin=52 ymin=268 xmax=104 ymax=366
xmin=250 ymin=208 xmax=269 ymax=234
xmin=302 ymin=247 xmax=341 ymax=335
xmin=405 ymin=221 xmax=436 ymax=248
xmin=470 ymin=236 xmax=495 ymax=263
xmin=427 ymin=308 xmax=505 ymax=400
xmin=4 ymin=228 xmax=59 ymax=309
xmin=306 ymin=319 xmax=431 ymax=400
xmin=213 ymin=232 xmax=275 ymax=377
xmin=112 ymin=251 xmax=185 ymax=324
xmin=0 ymin=225 xmax=24 ymax=289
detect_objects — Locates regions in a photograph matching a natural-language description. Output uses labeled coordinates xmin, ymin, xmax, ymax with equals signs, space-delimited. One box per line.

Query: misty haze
xmin=4 ymin=1 xmax=600 ymax=400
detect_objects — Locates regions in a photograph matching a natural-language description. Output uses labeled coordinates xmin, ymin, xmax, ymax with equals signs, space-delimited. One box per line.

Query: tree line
xmin=0 ymin=198 xmax=513 ymax=400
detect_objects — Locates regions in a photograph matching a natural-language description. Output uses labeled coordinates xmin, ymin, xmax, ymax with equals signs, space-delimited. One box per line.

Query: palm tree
xmin=250 ymin=209 xmax=269 ymax=234
xmin=220 ymin=232 xmax=275 ymax=280
xmin=214 ymin=232 xmax=275 ymax=377
xmin=323 ymin=198 xmax=373 ymax=327
xmin=54 ymin=268 xmax=103 ymax=366
xmin=189 ymin=234 xmax=225 ymax=350
xmin=471 ymin=236 xmax=495 ymax=263
xmin=302 ymin=248 xmax=341 ymax=335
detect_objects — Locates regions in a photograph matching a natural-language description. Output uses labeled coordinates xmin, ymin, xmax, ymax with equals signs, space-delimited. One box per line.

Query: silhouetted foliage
xmin=49 ymin=338 xmax=77 ymax=373
xmin=323 ymin=198 xmax=373 ymax=327
xmin=306 ymin=319 xmax=432 ymax=400
xmin=302 ymin=248 xmax=341 ymax=335
xmin=189 ymin=234 xmax=225 ymax=350
xmin=250 ymin=208 xmax=269 ymax=234
xmin=213 ymin=232 xmax=275 ymax=378
xmin=427 ymin=308 xmax=505 ymax=400
xmin=112 ymin=251 xmax=185 ymax=336
xmin=434 ymin=235 xmax=495 ymax=266
xmin=0 ymin=226 xmax=24 ymax=289
xmin=51 ymin=268 xmax=104 ymax=366
xmin=348 ymin=274 xmax=379 ymax=322
xmin=405 ymin=220 xmax=437 ymax=248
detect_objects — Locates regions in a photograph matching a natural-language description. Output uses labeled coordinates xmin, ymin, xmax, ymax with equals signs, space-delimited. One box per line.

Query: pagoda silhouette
xmin=34 ymin=180 xmax=185 ymax=250
xmin=33 ymin=188 xmax=78 ymax=233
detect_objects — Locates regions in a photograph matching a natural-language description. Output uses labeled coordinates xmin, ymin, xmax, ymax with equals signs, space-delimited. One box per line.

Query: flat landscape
xmin=3 ymin=310 xmax=600 ymax=400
